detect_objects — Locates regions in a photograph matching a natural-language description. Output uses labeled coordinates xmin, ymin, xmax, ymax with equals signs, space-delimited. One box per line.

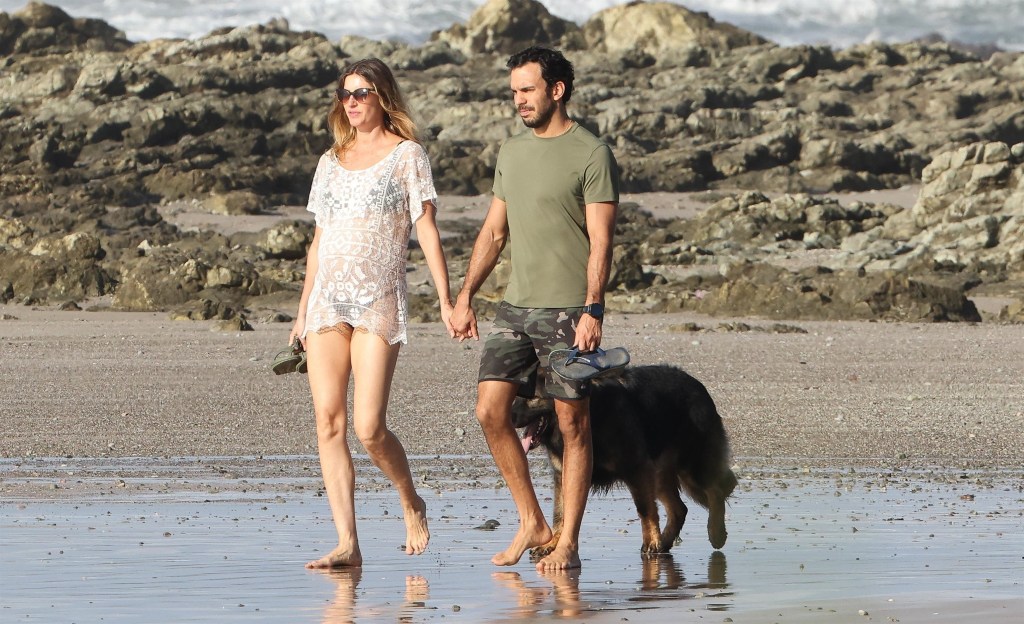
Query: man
xmin=451 ymin=46 xmax=619 ymax=571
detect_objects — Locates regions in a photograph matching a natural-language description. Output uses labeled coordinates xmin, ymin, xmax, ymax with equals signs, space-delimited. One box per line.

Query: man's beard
xmin=520 ymin=99 xmax=556 ymax=128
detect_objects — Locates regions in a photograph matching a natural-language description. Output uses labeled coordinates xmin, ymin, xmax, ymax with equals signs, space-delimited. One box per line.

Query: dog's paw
xmin=529 ymin=543 xmax=555 ymax=560
xmin=708 ymin=516 xmax=728 ymax=549
xmin=640 ymin=540 xmax=667 ymax=555
xmin=658 ymin=532 xmax=682 ymax=551
xmin=709 ymin=528 xmax=727 ymax=550
xmin=529 ymin=533 xmax=560 ymax=560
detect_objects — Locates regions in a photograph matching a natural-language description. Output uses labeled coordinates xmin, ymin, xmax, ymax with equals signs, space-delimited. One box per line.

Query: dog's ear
xmin=510 ymin=396 xmax=554 ymax=427
xmin=510 ymin=397 xmax=531 ymax=425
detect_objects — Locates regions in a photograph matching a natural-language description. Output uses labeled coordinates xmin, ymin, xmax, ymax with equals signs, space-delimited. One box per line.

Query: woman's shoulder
xmin=397 ymin=139 xmax=427 ymax=158
xmin=318 ymin=149 xmax=339 ymax=168
xmin=394 ymin=140 xmax=432 ymax=169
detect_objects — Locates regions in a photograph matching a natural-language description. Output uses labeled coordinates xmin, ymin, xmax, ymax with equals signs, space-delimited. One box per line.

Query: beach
xmin=2 ymin=1 xmax=1023 ymax=619
xmin=2 ymin=291 xmax=1023 ymax=622
xmin=4 ymin=185 xmax=1024 ymax=621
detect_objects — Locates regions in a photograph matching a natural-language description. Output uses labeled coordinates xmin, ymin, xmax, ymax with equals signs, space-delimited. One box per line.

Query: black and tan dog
xmin=512 ymin=364 xmax=737 ymax=556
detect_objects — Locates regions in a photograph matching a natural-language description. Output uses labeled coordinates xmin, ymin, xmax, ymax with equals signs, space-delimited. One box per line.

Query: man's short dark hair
xmin=507 ymin=46 xmax=575 ymax=104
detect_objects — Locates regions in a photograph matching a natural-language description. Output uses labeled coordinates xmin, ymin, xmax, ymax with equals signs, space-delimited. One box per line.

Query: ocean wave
xmin=0 ymin=0 xmax=1020 ymax=50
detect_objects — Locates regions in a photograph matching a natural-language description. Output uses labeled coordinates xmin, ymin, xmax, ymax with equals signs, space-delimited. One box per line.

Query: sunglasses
xmin=335 ymin=87 xmax=377 ymax=103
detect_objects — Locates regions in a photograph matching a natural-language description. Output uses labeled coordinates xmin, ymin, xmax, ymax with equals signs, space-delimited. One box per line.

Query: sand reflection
xmin=639 ymin=554 xmax=685 ymax=591
xmin=320 ymin=568 xmax=362 ymax=623
xmin=640 ymin=551 xmax=727 ymax=591
xmin=401 ymin=574 xmax=430 ymax=616
xmin=493 ymin=569 xmax=582 ymax=618
xmin=320 ymin=570 xmax=429 ymax=622
xmin=490 ymin=554 xmax=726 ymax=618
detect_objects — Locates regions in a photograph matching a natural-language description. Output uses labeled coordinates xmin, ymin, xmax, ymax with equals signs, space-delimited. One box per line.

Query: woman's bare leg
xmin=349 ymin=331 xmax=429 ymax=555
xmin=304 ymin=329 xmax=362 ymax=568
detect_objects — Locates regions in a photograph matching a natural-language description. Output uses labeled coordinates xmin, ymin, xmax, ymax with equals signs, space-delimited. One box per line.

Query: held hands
xmin=450 ymin=297 xmax=479 ymax=342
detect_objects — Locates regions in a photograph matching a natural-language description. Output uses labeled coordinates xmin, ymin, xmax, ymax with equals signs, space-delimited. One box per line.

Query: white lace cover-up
xmin=303 ymin=141 xmax=437 ymax=345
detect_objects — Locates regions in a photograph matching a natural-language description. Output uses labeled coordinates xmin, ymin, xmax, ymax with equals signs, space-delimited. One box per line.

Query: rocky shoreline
xmin=1 ymin=0 xmax=1022 ymax=323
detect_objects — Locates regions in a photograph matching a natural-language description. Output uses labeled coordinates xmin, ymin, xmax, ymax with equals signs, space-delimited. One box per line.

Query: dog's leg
xmin=546 ymin=464 xmax=564 ymax=550
xmin=530 ymin=454 xmax=563 ymax=559
xmin=656 ymin=466 xmax=688 ymax=552
xmin=706 ymin=468 xmax=737 ymax=550
xmin=625 ymin=474 xmax=662 ymax=554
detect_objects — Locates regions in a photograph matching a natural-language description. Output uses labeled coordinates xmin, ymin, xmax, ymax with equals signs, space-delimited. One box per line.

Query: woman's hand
xmin=439 ymin=299 xmax=456 ymax=338
xmin=289 ymin=318 xmax=307 ymax=350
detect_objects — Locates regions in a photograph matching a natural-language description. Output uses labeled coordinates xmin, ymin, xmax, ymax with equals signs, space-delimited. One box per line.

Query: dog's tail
xmin=680 ymin=464 xmax=736 ymax=509
xmin=681 ymin=461 xmax=736 ymax=550
xmin=717 ymin=467 xmax=738 ymax=499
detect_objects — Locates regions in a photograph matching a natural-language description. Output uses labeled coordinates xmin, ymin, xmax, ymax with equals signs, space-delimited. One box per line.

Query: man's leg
xmin=537 ymin=397 xmax=592 ymax=571
xmin=476 ymin=379 xmax=553 ymax=565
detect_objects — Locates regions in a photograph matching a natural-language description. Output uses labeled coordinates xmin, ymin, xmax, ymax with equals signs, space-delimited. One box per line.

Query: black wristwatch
xmin=581 ymin=303 xmax=604 ymax=320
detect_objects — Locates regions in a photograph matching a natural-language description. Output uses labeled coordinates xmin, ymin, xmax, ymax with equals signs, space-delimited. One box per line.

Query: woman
xmin=290 ymin=58 xmax=454 ymax=569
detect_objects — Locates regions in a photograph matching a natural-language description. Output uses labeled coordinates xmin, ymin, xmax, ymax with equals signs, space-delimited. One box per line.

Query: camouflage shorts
xmin=478 ymin=301 xmax=588 ymax=400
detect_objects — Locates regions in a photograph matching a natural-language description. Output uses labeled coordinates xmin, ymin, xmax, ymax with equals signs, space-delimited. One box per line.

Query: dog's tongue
xmin=520 ymin=422 xmax=539 ymax=454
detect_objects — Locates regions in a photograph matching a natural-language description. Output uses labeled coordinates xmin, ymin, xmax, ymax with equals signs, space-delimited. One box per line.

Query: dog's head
xmin=510 ymin=396 xmax=555 ymax=453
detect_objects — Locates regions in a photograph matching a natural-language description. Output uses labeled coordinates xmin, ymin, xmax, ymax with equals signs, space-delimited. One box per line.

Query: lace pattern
xmin=303 ymin=141 xmax=437 ymax=345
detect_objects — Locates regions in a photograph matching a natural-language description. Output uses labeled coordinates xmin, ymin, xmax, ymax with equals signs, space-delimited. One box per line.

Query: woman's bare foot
xmin=492 ymin=523 xmax=553 ymax=566
xmin=403 ymin=495 xmax=430 ymax=555
xmin=305 ymin=545 xmax=363 ymax=569
xmin=536 ymin=546 xmax=581 ymax=571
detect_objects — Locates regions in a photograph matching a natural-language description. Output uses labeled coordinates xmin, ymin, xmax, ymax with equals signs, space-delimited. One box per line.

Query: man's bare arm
xmin=575 ymin=201 xmax=617 ymax=351
xmin=451 ymin=196 xmax=510 ymax=340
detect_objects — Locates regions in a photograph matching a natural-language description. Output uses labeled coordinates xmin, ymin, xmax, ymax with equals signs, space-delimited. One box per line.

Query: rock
xmin=113 ymin=251 xmax=207 ymax=310
xmin=431 ymin=0 xmax=582 ymax=55
xmin=1 ymin=3 xmax=1023 ymax=321
xmin=213 ymin=315 xmax=253 ymax=331
xmin=2 ymin=2 xmax=129 ymax=54
xmin=997 ymin=301 xmax=1024 ymax=323
xmin=204 ymin=191 xmax=271 ymax=216
xmin=582 ymin=1 xmax=766 ymax=58
xmin=170 ymin=298 xmax=241 ymax=321
xmin=0 ymin=246 xmax=113 ymax=302
xmin=689 ymin=264 xmax=981 ymax=322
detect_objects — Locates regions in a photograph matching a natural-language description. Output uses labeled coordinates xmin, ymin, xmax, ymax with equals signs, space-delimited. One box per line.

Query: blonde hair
xmin=328 ymin=58 xmax=418 ymax=159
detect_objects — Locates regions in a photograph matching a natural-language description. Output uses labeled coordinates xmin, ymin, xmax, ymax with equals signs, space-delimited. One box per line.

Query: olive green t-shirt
xmin=492 ymin=122 xmax=619 ymax=308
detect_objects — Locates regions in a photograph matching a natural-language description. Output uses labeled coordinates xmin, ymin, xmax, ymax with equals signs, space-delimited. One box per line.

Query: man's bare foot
xmin=305 ymin=545 xmax=362 ymax=569
xmin=536 ymin=546 xmax=581 ymax=571
xmin=404 ymin=575 xmax=429 ymax=603
xmin=492 ymin=523 xmax=553 ymax=566
xmin=403 ymin=495 xmax=430 ymax=555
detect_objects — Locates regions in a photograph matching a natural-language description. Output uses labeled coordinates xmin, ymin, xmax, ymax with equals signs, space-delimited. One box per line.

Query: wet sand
xmin=1 ymin=298 xmax=1023 ymax=622
xmin=2 ymin=464 xmax=1021 ymax=623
